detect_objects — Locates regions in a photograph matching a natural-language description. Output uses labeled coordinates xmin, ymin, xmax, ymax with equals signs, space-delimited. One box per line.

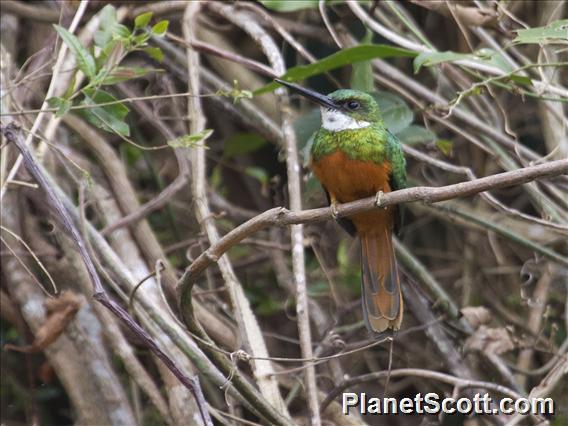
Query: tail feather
xmin=360 ymin=227 xmax=403 ymax=336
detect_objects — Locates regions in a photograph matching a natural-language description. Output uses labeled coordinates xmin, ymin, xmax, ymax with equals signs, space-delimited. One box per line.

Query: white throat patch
xmin=321 ymin=108 xmax=371 ymax=132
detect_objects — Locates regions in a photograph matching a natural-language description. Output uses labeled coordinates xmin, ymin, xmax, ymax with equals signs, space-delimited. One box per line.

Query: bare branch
xmin=178 ymin=159 xmax=568 ymax=287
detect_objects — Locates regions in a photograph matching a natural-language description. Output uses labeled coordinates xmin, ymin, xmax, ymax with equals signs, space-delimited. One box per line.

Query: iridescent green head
xmin=275 ymin=79 xmax=383 ymax=132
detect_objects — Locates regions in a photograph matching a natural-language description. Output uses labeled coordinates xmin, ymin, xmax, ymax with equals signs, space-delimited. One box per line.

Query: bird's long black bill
xmin=275 ymin=78 xmax=339 ymax=110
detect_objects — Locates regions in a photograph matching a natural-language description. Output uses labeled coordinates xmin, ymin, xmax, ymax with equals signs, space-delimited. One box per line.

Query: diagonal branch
xmin=177 ymin=158 xmax=568 ymax=289
xmin=2 ymin=123 xmax=214 ymax=426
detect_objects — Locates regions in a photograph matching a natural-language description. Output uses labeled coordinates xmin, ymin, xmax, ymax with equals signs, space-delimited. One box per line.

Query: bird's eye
xmin=346 ymin=101 xmax=360 ymax=110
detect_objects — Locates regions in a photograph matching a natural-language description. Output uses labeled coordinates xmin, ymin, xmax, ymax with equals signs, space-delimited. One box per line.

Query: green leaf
xmin=47 ymin=96 xmax=72 ymax=117
xmin=508 ymin=74 xmax=533 ymax=86
xmin=396 ymin=125 xmax=437 ymax=145
xmin=94 ymin=5 xmax=119 ymax=47
xmin=112 ymin=24 xmax=131 ymax=39
xmin=134 ymin=11 xmax=153 ymax=29
xmin=63 ymin=71 xmax=77 ymax=99
xmin=167 ymin=129 xmax=213 ymax=148
xmin=54 ymin=24 xmax=97 ymax=79
xmin=513 ymin=20 xmax=568 ymax=45
xmin=475 ymin=48 xmax=514 ymax=73
xmin=350 ymin=29 xmax=375 ymax=92
xmin=413 ymin=51 xmax=473 ymax=73
xmin=292 ymin=108 xmax=320 ymax=165
xmin=414 ymin=48 xmax=524 ymax=74
xmin=79 ymin=88 xmax=130 ymax=136
xmin=133 ymin=32 xmax=151 ymax=45
xmin=143 ymin=46 xmax=164 ymax=62
xmin=436 ymin=139 xmax=454 ymax=156
xmin=224 ymin=133 xmax=267 ymax=158
xmin=259 ymin=0 xmax=319 ymax=11
xmin=216 ymin=80 xmax=253 ymax=104
xmin=95 ymin=40 xmax=124 ymax=71
xmin=245 ymin=166 xmax=269 ymax=185
xmin=151 ymin=20 xmax=169 ymax=36
xmin=257 ymin=44 xmax=416 ymax=94
xmin=100 ymin=66 xmax=161 ymax=85
xmin=374 ymin=92 xmax=413 ymax=134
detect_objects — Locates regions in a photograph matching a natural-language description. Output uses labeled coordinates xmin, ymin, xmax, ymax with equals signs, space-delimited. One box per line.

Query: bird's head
xmin=275 ymin=79 xmax=382 ymax=132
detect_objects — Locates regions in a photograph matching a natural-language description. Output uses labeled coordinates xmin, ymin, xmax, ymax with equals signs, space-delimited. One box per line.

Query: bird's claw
xmin=375 ymin=190 xmax=385 ymax=208
xmin=330 ymin=201 xmax=340 ymax=219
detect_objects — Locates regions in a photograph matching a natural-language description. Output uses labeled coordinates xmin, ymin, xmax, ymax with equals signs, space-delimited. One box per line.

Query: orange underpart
xmin=311 ymin=150 xmax=394 ymax=233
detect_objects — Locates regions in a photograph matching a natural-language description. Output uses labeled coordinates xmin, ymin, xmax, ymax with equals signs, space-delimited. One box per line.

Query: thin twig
xmin=321 ymin=368 xmax=526 ymax=412
xmin=2 ymin=123 xmax=213 ymax=426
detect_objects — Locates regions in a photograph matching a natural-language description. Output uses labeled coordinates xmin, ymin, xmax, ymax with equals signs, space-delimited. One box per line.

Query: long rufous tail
xmin=360 ymin=227 xmax=403 ymax=336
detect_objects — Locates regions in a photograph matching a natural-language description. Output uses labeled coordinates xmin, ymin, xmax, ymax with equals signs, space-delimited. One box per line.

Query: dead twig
xmin=2 ymin=123 xmax=213 ymax=426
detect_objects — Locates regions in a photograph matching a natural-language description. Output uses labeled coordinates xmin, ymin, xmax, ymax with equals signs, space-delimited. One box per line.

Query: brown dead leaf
xmin=464 ymin=325 xmax=515 ymax=355
xmin=4 ymin=292 xmax=81 ymax=354
xmin=461 ymin=306 xmax=492 ymax=330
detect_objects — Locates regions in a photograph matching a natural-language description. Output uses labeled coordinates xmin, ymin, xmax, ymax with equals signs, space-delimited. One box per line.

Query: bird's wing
xmin=386 ymin=130 xmax=407 ymax=234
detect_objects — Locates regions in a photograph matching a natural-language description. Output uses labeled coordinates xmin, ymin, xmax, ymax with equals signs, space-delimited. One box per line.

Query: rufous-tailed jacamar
xmin=276 ymin=79 xmax=407 ymax=337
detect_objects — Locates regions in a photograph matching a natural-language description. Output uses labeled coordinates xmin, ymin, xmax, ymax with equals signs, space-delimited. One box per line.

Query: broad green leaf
xmin=415 ymin=48 xmax=530 ymax=75
xmin=374 ymin=92 xmax=413 ymax=134
xmin=245 ymin=166 xmax=269 ymax=185
xmin=414 ymin=51 xmax=473 ymax=73
xmin=54 ymin=25 xmax=97 ymax=79
xmin=47 ymin=96 xmax=72 ymax=117
xmin=292 ymin=108 xmax=321 ymax=165
xmin=224 ymin=133 xmax=267 ymax=158
xmin=56 ymin=99 xmax=72 ymax=117
xmin=436 ymin=139 xmax=454 ymax=156
xmin=79 ymin=88 xmax=130 ymax=136
xmin=350 ymin=29 xmax=374 ymax=93
xmin=96 ymin=40 xmax=124 ymax=71
xmin=100 ymin=66 xmax=161 ymax=85
xmin=513 ymin=20 xmax=568 ymax=45
xmin=133 ymin=32 xmax=151 ymax=45
xmin=257 ymin=44 xmax=416 ymax=94
xmin=151 ymin=20 xmax=169 ymax=36
xmin=396 ymin=125 xmax=437 ymax=145
xmin=476 ymin=48 xmax=514 ymax=73
xmin=134 ymin=11 xmax=153 ymax=29
xmin=94 ymin=5 xmax=119 ymax=47
xmin=294 ymin=108 xmax=321 ymax=148
xmin=259 ymin=0 xmax=319 ymax=11
xmin=47 ymin=96 xmax=63 ymax=108
xmin=167 ymin=129 xmax=213 ymax=148
xmin=112 ymin=24 xmax=131 ymax=39
xmin=143 ymin=46 xmax=164 ymax=62
xmin=508 ymin=74 xmax=532 ymax=85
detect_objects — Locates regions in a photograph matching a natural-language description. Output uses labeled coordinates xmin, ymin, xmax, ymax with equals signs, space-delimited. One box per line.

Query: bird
xmin=276 ymin=79 xmax=407 ymax=337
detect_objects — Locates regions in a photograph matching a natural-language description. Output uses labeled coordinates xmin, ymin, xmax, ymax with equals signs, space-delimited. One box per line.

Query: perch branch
xmin=178 ymin=159 xmax=568 ymax=288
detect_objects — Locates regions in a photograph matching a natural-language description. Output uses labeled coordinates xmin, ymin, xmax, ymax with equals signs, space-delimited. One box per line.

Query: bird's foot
xmin=375 ymin=190 xmax=385 ymax=208
xmin=330 ymin=201 xmax=340 ymax=219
